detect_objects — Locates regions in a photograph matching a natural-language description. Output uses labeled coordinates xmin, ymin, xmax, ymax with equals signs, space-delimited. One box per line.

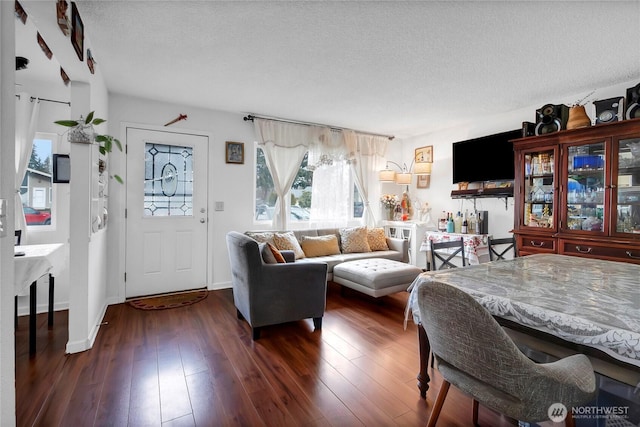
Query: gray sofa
xmin=246 ymin=228 xmax=409 ymax=280
xmin=226 ymin=231 xmax=328 ymax=339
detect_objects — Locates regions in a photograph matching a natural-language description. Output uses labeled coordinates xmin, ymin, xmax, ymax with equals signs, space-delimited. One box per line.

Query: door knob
xmin=200 ymin=218 xmax=206 ymax=223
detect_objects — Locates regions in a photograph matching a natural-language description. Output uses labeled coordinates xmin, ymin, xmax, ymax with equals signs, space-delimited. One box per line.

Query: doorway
xmin=125 ymin=127 xmax=209 ymax=298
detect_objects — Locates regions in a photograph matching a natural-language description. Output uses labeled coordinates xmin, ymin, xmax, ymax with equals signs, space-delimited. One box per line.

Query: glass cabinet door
xmin=523 ymin=149 xmax=555 ymax=228
xmin=564 ymin=141 xmax=606 ymax=233
xmin=614 ymin=137 xmax=640 ymax=235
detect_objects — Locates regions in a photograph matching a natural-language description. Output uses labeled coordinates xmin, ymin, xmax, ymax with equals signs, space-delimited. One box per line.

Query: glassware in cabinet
xmin=564 ymin=141 xmax=606 ymax=232
xmin=523 ymin=150 xmax=555 ymax=228
xmin=614 ymin=137 xmax=640 ymax=235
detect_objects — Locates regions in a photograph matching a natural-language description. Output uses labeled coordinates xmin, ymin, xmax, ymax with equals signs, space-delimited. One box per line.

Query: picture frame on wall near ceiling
xmin=71 ymin=2 xmax=84 ymax=61
xmin=225 ymin=141 xmax=244 ymax=164
xmin=415 ymin=145 xmax=433 ymax=163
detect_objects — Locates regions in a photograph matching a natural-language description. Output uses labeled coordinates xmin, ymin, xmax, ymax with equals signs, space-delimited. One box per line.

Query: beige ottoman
xmin=333 ymin=258 xmax=423 ymax=298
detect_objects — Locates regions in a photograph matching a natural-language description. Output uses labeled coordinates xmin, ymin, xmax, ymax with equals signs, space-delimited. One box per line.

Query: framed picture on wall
xmin=417 ymin=174 xmax=430 ymax=189
xmin=226 ymin=141 xmax=244 ymax=164
xmin=71 ymin=2 xmax=84 ymax=61
xmin=415 ymin=145 xmax=433 ymax=163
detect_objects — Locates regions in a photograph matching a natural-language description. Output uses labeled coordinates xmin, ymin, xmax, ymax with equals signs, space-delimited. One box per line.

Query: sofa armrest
xmin=386 ymin=237 xmax=410 ymax=263
xmin=280 ymin=250 xmax=296 ymax=263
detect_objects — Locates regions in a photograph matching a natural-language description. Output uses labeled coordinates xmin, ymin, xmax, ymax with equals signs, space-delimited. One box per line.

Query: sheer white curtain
xmin=308 ymin=130 xmax=351 ymax=227
xmin=254 ymin=119 xmax=317 ymax=229
xmin=345 ymin=131 xmax=389 ymax=227
xmin=15 ymin=93 xmax=40 ymax=242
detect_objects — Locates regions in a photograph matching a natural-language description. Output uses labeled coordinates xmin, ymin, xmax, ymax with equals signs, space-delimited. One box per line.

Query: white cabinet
xmin=381 ymin=221 xmax=430 ymax=269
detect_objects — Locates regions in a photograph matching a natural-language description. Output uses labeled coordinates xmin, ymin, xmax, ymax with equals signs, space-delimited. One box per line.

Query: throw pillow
xmin=246 ymin=231 xmax=274 ymax=244
xmin=260 ymin=242 xmax=286 ymax=264
xmin=273 ymin=231 xmax=305 ymax=259
xmin=340 ymin=226 xmax=371 ymax=254
xmin=367 ymin=227 xmax=389 ymax=251
xmin=301 ymin=235 xmax=341 ymax=258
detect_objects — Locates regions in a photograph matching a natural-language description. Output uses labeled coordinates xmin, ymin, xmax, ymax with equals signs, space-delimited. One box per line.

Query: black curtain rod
xmin=15 ymin=94 xmax=71 ymax=106
xmin=243 ymin=114 xmax=394 ymax=140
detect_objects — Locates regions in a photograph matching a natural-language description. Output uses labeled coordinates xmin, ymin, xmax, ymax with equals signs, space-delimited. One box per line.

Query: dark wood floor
xmin=15 ymin=283 xmax=517 ymax=426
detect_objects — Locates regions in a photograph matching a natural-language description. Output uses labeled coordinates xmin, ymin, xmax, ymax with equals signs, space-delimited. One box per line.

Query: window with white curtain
xmin=255 ymin=147 xmax=312 ymax=223
xmin=254 ymin=147 xmax=362 ymax=224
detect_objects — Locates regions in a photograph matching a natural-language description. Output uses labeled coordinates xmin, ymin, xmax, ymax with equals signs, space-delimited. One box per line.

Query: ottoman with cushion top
xmin=333 ymin=258 xmax=423 ymax=298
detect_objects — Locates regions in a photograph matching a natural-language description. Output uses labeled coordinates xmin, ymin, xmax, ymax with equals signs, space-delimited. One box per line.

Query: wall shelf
xmin=450 ymin=187 xmax=513 ymax=210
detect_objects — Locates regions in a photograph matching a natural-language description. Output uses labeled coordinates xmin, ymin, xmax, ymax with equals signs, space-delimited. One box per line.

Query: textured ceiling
xmin=18 ymin=1 xmax=640 ymax=138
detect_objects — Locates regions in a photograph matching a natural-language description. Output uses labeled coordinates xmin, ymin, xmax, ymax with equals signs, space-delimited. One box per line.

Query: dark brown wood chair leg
xmin=417 ymin=324 xmax=431 ymax=398
xmin=472 ymin=399 xmax=479 ymax=427
xmin=427 ymin=380 xmax=450 ymax=427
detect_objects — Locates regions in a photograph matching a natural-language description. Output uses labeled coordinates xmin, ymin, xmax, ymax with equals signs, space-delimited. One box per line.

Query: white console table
xmin=381 ymin=221 xmax=431 ymax=269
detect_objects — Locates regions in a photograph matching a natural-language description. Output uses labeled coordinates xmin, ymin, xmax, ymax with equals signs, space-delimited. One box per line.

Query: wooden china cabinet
xmin=512 ymin=118 xmax=640 ymax=264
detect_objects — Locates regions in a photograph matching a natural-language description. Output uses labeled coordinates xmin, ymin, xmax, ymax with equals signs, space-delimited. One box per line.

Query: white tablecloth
xmin=14 ymin=243 xmax=65 ymax=296
xmin=406 ymin=254 xmax=640 ymax=369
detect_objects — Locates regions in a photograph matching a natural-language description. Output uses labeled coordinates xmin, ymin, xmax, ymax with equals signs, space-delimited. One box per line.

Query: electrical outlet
xmin=214 ymin=201 xmax=224 ymax=212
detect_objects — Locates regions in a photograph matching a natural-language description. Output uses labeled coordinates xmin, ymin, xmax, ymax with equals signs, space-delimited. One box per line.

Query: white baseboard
xmin=209 ymin=281 xmax=231 ymax=291
xmin=65 ymin=300 xmax=108 ymax=354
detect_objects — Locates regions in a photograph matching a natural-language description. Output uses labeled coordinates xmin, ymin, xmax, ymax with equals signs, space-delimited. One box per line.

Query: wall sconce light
xmin=379 ymin=158 xmax=432 ymax=185
xmin=379 ymin=161 xmax=412 ymax=184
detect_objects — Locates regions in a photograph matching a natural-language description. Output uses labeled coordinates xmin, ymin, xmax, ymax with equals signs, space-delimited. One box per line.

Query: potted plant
xmin=55 ymin=111 xmax=123 ymax=183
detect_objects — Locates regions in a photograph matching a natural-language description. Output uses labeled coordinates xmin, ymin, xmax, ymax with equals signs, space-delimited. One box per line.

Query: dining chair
xmin=430 ymin=239 xmax=466 ymax=270
xmin=416 ymin=280 xmax=596 ymax=427
xmin=487 ymin=235 xmax=517 ymax=261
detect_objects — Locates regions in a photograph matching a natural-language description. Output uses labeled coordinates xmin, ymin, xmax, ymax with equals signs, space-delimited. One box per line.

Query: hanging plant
xmin=55 ymin=111 xmax=123 ymax=183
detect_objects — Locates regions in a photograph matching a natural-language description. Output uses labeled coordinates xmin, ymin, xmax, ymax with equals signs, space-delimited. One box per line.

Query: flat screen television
xmin=452 ymin=129 xmax=521 ymax=184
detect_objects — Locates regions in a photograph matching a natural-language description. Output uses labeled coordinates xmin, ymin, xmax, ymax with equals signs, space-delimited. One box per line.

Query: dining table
xmin=405 ymin=253 xmax=640 ymax=398
xmin=14 ymin=243 xmax=65 ymax=355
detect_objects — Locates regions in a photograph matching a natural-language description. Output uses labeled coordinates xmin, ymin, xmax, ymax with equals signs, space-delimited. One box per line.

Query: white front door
xmin=125 ymin=127 xmax=209 ymax=298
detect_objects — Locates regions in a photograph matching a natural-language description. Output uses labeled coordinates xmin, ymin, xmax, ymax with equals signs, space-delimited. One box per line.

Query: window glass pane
xmin=144 ymin=143 xmax=193 ymax=216
xmin=353 ymin=185 xmax=363 ymax=218
xmin=255 ymin=147 xmax=311 ymax=221
xmin=24 ymin=138 xmax=53 ymax=226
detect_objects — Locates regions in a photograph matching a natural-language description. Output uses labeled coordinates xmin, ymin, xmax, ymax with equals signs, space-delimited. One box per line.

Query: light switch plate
xmin=214 ymin=201 xmax=224 ymax=211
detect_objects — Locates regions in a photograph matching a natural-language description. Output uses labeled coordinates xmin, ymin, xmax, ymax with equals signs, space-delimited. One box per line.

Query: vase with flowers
xmin=380 ymin=194 xmax=398 ymax=221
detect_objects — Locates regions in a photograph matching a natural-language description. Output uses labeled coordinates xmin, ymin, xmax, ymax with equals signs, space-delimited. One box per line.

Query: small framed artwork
xmin=15 ymin=1 xmax=28 ymax=25
xmin=415 ymin=145 xmax=433 ymax=163
xmin=226 ymin=141 xmax=244 ymax=164
xmin=56 ymin=0 xmax=70 ymax=36
xmin=37 ymin=32 xmax=53 ymax=59
xmin=417 ymin=174 xmax=430 ymax=189
xmin=60 ymin=67 xmax=70 ymax=86
xmin=71 ymin=2 xmax=84 ymax=61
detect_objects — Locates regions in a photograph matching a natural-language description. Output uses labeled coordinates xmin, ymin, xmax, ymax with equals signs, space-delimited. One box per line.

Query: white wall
xmin=396 ymin=79 xmax=640 ymax=240
xmin=107 ymin=94 xmax=259 ymax=301
xmin=0 ymin=3 xmax=17 ymax=424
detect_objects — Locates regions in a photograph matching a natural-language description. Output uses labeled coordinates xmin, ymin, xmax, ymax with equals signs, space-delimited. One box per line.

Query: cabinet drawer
xmin=559 ymin=239 xmax=640 ymax=264
xmin=517 ymin=235 xmax=556 ymax=253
